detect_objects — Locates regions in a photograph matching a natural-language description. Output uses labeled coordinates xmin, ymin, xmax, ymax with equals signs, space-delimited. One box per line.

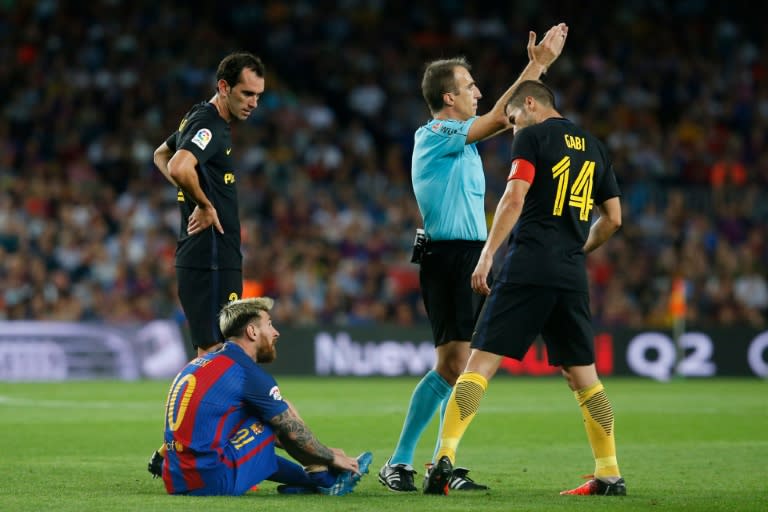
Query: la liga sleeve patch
xmin=507 ymin=158 xmax=535 ymax=184
xmin=269 ymin=385 xmax=283 ymax=401
xmin=191 ymin=128 xmax=213 ymax=150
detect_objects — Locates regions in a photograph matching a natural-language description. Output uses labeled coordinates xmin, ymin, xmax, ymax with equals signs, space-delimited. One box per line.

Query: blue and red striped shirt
xmin=162 ymin=342 xmax=289 ymax=494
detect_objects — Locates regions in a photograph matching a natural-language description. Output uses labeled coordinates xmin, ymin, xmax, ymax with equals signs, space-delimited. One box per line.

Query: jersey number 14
xmin=552 ymin=156 xmax=595 ymax=221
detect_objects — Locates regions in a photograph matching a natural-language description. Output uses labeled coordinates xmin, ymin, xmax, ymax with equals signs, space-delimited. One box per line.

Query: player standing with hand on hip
xmin=153 ymin=51 xmax=265 ymax=357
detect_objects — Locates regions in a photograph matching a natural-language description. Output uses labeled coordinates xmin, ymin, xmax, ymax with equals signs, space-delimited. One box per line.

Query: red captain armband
xmin=507 ymin=158 xmax=535 ymax=184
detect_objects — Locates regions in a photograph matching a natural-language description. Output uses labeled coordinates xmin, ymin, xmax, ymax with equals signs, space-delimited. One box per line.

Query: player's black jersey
xmin=166 ymin=102 xmax=241 ymax=270
xmin=499 ymin=117 xmax=620 ymax=291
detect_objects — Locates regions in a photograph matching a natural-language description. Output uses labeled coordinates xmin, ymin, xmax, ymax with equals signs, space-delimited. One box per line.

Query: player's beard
xmin=256 ymin=341 xmax=276 ymax=363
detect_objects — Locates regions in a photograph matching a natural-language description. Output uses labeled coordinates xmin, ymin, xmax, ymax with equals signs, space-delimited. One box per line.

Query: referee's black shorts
xmin=419 ymin=240 xmax=485 ymax=346
xmin=472 ymin=282 xmax=595 ymax=366
xmin=176 ymin=267 xmax=243 ymax=351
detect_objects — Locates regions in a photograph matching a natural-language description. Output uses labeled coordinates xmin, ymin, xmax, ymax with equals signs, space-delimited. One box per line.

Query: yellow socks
xmin=436 ymin=375 xmax=620 ymax=481
xmin=436 ymin=372 xmax=488 ymax=463
xmin=574 ymin=381 xmax=620 ymax=479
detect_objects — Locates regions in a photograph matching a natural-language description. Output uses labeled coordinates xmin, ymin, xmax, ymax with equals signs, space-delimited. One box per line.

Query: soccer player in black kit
xmin=424 ymin=80 xmax=626 ymax=496
xmin=148 ymin=51 xmax=265 ymax=478
xmin=153 ymin=51 xmax=265 ymax=357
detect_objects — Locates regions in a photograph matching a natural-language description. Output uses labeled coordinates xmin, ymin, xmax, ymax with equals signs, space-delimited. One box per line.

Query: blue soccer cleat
xmin=318 ymin=451 xmax=373 ymax=496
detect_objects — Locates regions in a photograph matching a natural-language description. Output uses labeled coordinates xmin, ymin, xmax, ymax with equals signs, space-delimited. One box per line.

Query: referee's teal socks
xmin=390 ymin=370 xmax=452 ymax=466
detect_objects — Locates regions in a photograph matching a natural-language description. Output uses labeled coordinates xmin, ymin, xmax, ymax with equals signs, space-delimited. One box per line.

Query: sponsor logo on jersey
xmin=432 ymin=122 xmax=458 ymax=135
xmin=165 ymin=440 xmax=184 ymax=452
xmin=269 ymin=385 xmax=283 ymax=401
xmin=191 ymin=128 xmax=213 ymax=150
xmin=226 ymin=147 xmax=232 ymax=155
xmin=509 ymin=161 xmax=518 ymax=178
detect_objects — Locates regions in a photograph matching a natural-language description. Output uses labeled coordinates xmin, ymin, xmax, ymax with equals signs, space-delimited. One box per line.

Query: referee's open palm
xmin=527 ymin=22 xmax=568 ymax=72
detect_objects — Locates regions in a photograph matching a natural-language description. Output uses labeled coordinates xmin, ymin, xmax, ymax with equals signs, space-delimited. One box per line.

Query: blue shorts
xmin=164 ymin=421 xmax=279 ymax=496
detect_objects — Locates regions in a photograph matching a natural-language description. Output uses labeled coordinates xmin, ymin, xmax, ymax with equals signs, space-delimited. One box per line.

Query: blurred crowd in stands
xmin=1 ymin=1 xmax=766 ymax=335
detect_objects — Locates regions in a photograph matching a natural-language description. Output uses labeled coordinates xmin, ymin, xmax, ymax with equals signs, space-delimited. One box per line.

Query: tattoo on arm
xmin=270 ymin=408 xmax=334 ymax=466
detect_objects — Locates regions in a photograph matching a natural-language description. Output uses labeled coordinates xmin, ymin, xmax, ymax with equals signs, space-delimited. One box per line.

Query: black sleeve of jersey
xmin=164 ymin=131 xmax=177 ymax=152
xmin=509 ymin=127 xmax=538 ymax=167
xmin=177 ymin=108 xmax=223 ymax=166
xmin=594 ymin=140 xmax=621 ymax=204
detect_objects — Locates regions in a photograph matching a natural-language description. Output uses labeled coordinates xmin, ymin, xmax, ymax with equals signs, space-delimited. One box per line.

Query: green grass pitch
xmin=0 ymin=377 xmax=765 ymax=511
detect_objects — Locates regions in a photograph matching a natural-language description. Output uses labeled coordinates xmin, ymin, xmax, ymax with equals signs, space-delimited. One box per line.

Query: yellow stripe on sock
xmin=574 ymin=381 xmax=621 ymax=479
xmin=574 ymin=380 xmax=602 ymax=405
xmin=436 ymin=372 xmax=488 ymax=463
xmin=455 ymin=373 xmax=487 ymax=420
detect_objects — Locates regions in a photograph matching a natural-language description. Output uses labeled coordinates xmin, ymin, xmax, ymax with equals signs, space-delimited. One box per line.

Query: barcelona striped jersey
xmin=161 ymin=342 xmax=288 ymax=494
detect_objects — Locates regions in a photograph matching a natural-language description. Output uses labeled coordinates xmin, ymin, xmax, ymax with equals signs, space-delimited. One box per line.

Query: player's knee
xmin=561 ymin=364 xmax=599 ymax=391
xmin=435 ymin=362 xmax=463 ymax=385
xmin=561 ymin=367 xmax=577 ymax=390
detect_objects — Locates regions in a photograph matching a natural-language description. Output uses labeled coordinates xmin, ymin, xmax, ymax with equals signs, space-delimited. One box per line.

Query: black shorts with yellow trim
xmin=176 ymin=267 xmax=243 ymax=350
xmin=471 ymin=283 xmax=594 ymax=366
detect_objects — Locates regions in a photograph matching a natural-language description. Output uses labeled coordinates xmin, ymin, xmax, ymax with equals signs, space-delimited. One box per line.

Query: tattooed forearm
xmin=270 ymin=408 xmax=334 ymax=466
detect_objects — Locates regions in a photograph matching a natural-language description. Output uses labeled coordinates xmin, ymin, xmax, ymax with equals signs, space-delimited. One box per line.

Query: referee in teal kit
xmin=379 ymin=22 xmax=569 ymax=493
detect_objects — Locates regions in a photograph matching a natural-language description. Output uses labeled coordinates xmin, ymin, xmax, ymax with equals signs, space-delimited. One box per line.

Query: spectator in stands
xmin=0 ymin=2 xmax=765 ymax=331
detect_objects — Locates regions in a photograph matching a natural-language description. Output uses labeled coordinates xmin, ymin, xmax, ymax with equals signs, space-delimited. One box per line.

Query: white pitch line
xmin=0 ymin=395 xmax=160 ymax=409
